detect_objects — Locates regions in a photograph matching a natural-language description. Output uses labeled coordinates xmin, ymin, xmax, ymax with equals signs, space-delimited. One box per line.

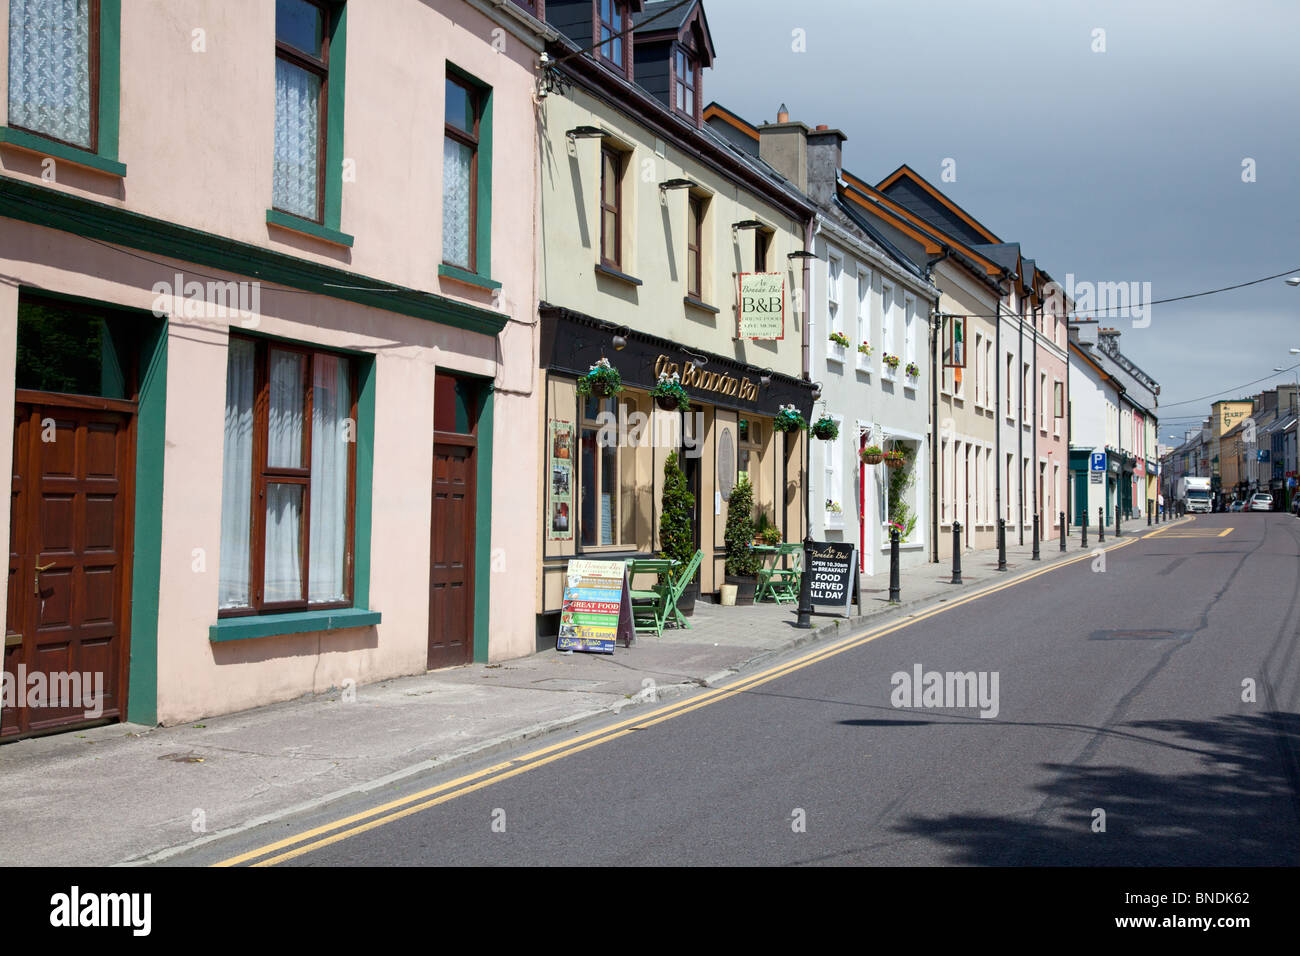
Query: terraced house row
xmin=0 ymin=0 xmax=1156 ymax=736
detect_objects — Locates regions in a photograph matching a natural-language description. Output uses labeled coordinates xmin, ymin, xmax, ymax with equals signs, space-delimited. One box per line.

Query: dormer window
xmin=596 ymin=0 xmax=625 ymax=71
xmin=674 ymin=48 xmax=697 ymax=120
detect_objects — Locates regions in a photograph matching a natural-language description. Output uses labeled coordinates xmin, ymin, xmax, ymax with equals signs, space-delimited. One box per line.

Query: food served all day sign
xmin=805 ymin=541 xmax=857 ymax=610
xmin=737 ymin=273 xmax=785 ymax=340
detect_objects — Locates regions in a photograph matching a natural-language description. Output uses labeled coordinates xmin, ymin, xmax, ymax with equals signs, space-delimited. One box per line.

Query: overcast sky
xmin=702 ymin=0 xmax=1300 ymax=442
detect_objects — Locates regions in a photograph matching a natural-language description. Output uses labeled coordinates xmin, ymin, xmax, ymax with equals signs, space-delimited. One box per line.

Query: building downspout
xmin=925 ymin=249 xmax=950 ymax=563
xmin=994 ymin=272 xmax=1012 ymax=537
xmin=1032 ymin=304 xmax=1039 ymax=540
xmin=1017 ymin=295 xmax=1025 ymax=546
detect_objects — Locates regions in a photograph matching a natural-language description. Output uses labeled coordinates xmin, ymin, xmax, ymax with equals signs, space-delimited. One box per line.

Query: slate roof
xmin=969 ymin=241 xmax=1021 ymax=277
xmin=632 ymin=0 xmax=696 ymax=31
xmin=832 ymin=196 xmax=929 ymax=282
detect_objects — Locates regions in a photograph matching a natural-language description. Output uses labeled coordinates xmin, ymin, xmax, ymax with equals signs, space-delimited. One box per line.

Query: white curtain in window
xmin=443 ymin=138 xmax=473 ymax=269
xmin=267 ymin=350 xmax=304 ymax=467
xmin=309 ymin=355 xmax=351 ymax=603
xmin=274 ymin=58 xmax=321 ymax=219
xmin=219 ymin=339 xmax=256 ymax=609
xmin=8 ymin=0 xmax=92 ymax=148
xmin=264 ymin=484 xmax=304 ymax=603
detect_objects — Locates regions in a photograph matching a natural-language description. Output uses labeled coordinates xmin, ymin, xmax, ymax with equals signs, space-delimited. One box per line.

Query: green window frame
xmin=438 ymin=63 xmax=497 ymax=291
xmin=0 ymin=0 xmax=124 ymax=177
xmin=265 ymin=0 xmax=353 ymax=247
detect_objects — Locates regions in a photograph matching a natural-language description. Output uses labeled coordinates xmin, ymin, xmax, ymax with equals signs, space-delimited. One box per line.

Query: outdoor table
xmin=753 ymin=543 xmax=803 ymax=604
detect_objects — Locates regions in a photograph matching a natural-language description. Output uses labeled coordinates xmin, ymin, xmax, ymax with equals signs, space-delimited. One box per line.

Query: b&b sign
xmin=737 ymin=273 xmax=785 ymax=340
xmin=805 ymin=541 xmax=857 ymax=609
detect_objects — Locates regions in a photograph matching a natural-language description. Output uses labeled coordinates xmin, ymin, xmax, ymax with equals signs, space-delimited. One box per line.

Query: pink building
xmin=1035 ymin=270 xmax=1071 ymax=537
xmin=0 ymin=0 xmax=548 ymax=736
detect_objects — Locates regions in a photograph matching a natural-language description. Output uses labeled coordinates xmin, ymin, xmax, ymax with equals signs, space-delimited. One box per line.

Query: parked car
xmin=1228 ymin=499 xmax=1246 ymax=512
xmin=1249 ymin=493 xmax=1274 ymax=512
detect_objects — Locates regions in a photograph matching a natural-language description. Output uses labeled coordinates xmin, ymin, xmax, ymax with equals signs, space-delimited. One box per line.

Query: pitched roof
xmin=832 ymin=197 xmax=929 ymax=282
xmin=633 ymin=0 xmax=695 ymax=31
xmin=877 ymin=164 xmax=1001 ymax=245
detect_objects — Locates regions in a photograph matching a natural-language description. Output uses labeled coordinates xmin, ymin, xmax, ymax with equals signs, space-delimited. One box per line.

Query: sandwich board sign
xmin=556 ymin=560 xmax=634 ymax=654
xmin=805 ymin=541 xmax=858 ymax=611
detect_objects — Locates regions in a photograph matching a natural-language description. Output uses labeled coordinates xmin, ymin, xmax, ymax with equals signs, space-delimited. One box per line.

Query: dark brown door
xmin=427 ymin=438 xmax=475 ymax=669
xmin=4 ymin=398 xmax=133 ymax=737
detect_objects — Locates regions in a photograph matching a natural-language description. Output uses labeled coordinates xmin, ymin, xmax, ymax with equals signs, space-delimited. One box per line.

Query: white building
xmin=808 ymin=212 xmax=938 ymax=574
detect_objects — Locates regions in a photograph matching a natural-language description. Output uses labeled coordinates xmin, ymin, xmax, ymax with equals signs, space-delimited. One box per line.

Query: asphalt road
xmin=183 ymin=513 xmax=1300 ymax=866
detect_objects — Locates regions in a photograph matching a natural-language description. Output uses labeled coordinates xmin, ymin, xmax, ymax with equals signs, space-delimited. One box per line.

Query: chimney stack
xmin=777 ymin=103 xmax=789 ymax=123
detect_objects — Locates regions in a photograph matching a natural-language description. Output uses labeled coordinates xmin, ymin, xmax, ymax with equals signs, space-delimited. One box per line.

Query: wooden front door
xmin=4 ymin=398 xmax=134 ymax=737
xmin=428 ymin=438 xmax=475 ymax=669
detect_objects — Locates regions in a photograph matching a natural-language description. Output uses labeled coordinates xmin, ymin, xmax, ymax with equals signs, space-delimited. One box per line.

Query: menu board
xmin=737 ymin=273 xmax=785 ymax=340
xmin=556 ymin=560 xmax=634 ymax=654
xmin=548 ymin=420 xmax=574 ymax=541
xmin=805 ymin=541 xmax=857 ymax=609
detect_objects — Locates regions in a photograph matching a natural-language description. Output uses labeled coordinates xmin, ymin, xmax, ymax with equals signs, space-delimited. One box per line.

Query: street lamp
xmin=1286 ymin=277 xmax=1300 ymax=287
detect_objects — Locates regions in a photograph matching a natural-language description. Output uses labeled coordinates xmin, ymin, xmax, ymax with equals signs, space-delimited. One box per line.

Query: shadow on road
xmin=886 ymin=711 xmax=1300 ymax=865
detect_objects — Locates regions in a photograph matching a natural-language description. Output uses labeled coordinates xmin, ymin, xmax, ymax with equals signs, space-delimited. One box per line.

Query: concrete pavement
xmin=0 ymin=518 xmax=1184 ymax=866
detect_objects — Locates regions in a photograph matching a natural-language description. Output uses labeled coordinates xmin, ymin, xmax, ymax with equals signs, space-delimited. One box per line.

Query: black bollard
xmin=1098 ymin=507 xmax=1105 ymax=543
xmin=997 ymin=518 xmax=1008 ymax=571
xmin=888 ymin=527 xmax=901 ymax=603
xmin=1116 ymin=501 xmax=1122 ymax=537
xmin=794 ymin=533 xmax=814 ymax=629
xmin=1081 ymin=513 xmax=1088 ymax=548
xmin=1032 ymin=514 xmax=1041 ymax=560
xmin=1059 ymin=511 xmax=1066 ymax=552
xmin=1147 ymin=499 xmax=1152 ymax=526
xmin=951 ymin=521 xmax=963 ymax=584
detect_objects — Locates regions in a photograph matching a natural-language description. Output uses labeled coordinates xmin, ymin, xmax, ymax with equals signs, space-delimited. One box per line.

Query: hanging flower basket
xmin=651 ymin=370 xmax=691 ymax=411
xmin=828 ymin=331 xmax=851 ymax=348
xmin=576 ymin=358 xmax=623 ymax=399
xmin=905 ymin=361 xmax=920 ymax=378
xmin=857 ymin=341 xmax=872 ymax=356
xmin=773 ymin=404 xmax=808 ymax=433
xmin=860 ymin=445 xmax=884 ymax=465
xmin=882 ymin=353 xmax=901 ymax=372
xmin=811 ymin=416 xmax=839 ymax=441
xmin=884 ymin=449 xmax=906 ymax=469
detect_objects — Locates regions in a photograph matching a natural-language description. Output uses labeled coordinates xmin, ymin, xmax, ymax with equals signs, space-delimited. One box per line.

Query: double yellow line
xmin=215 ymin=533 xmax=1141 ymax=867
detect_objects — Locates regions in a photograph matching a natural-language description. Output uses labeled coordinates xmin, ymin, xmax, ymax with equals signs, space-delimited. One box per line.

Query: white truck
xmin=1176 ymin=475 xmax=1212 ymax=514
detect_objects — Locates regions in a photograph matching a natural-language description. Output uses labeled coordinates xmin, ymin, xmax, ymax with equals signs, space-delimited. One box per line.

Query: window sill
xmin=0 ymin=126 xmax=126 ymax=177
xmin=266 ymin=208 xmax=355 ymax=248
xmin=595 ymin=263 xmax=643 ymax=286
xmin=439 ymin=263 xmax=502 ymax=291
xmin=684 ymin=296 xmax=720 ymax=314
xmin=209 ymin=607 xmax=381 ymax=643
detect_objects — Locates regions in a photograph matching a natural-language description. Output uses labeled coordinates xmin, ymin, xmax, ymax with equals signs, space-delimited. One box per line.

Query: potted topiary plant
xmin=811 ymin=415 xmax=839 ymax=441
xmin=724 ymin=474 xmax=761 ymax=605
xmin=651 ymin=370 xmax=691 ymax=411
xmin=576 ymin=357 xmax=623 ymax=399
xmin=658 ymin=451 xmax=697 ymax=615
xmin=860 ymin=445 xmax=884 ymax=465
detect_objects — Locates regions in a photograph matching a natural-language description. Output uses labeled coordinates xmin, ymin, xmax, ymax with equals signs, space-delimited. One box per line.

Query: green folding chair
xmin=661 ymin=549 xmax=702 ymax=630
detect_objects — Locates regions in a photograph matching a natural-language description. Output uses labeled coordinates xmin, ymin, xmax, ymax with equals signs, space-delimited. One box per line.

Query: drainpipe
xmin=1032 ymin=303 xmax=1039 ymax=542
xmin=994 ymin=271 xmax=1013 ymax=541
xmin=925 ymin=249 xmax=950 ymax=563
xmin=1017 ymin=292 xmax=1024 ymax=546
